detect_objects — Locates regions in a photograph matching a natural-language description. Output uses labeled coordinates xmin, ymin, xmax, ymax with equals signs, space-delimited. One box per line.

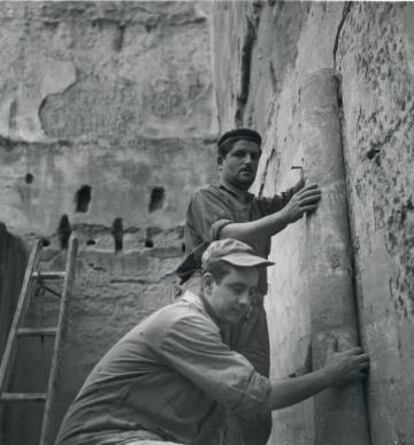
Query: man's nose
xmin=243 ymin=154 xmax=253 ymax=164
xmin=238 ymin=292 xmax=251 ymax=307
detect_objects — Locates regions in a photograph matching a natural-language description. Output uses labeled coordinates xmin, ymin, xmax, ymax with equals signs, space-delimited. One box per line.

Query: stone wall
xmin=0 ymin=2 xmax=218 ymax=444
xmin=213 ymin=1 xmax=413 ymax=444
xmin=336 ymin=4 xmax=414 ymax=443
xmin=1 ymin=1 xmax=413 ymax=444
xmin=0 ymin=1 xmax=217 ymax=238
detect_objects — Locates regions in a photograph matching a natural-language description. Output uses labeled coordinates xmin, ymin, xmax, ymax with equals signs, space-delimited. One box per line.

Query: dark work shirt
xmin=177 ymin=183 xmax=294 ymax=295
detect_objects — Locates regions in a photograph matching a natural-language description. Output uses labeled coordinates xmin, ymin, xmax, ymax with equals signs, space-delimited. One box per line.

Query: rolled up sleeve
xmin=159 ymin=316 xmax=271 ymax=415
xmin=186 ymin=190 xmax=235 ymax=244
xmin=210 ymin=218 xmax=232 ymax=241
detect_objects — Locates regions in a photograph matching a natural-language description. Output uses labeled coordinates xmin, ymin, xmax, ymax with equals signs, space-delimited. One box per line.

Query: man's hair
xmin=201 ymin=259 xmax=234 ymax=284
xmin=217 ymin=129 xmax=262 ymax=159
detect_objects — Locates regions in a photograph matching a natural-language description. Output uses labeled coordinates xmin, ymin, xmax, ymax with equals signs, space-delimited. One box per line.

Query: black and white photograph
xmin=0 ymin=1 xmax=412 ymax=444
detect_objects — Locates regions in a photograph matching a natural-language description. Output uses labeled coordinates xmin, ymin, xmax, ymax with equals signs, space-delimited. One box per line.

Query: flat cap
xmin=202 ymin=238 xmax=274 ymax=269
xmin=218 ymin=128 xmax=262 ymax=147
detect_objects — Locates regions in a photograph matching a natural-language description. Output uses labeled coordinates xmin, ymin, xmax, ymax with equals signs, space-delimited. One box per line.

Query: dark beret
xmin=218 ymin=128 xmax=262 ymax=147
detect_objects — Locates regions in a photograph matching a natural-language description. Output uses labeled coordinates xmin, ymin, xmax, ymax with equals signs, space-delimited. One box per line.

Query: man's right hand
xmin=323 ymin=345 xmax=369 ymax=386
xmin=280 ymin=183 xmax=322 ymax=224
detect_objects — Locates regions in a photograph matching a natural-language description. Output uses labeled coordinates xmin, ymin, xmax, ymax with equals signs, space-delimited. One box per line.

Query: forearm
xmin=265 ymin=369 xmax=332 ymax=410
xmin=219 ymin=211 xmax=290 ymax=245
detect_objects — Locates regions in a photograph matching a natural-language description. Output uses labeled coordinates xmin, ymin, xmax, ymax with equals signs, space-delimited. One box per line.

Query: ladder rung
xmin=17 ymin=327 xmax=57 ymax=337
xmin=1 ymin=392 xmax=47 ymax=402
xmin=32 ymin=271 xmax=66 ymax=280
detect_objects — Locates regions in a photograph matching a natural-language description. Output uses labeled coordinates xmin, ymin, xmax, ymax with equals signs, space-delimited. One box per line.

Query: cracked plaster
xmin=0 ymin=59 xmax=76 ymax=143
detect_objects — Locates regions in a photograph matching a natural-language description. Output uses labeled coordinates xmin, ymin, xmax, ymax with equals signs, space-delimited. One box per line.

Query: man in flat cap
xmin=56 ymin=239 xmax=368 ymax=445
xmin=176 ymin=128 xmax=322 ymax=444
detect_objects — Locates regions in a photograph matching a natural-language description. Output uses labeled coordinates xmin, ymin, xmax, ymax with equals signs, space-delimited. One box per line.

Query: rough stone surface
xmin=336 ymin=4 xmax=414 ymax=444
xmin=214 ymin=1 xmax=413 ymax=444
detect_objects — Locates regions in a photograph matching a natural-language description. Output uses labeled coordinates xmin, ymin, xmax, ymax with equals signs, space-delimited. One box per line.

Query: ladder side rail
xmin=39 ymin=237 xmax=78 ymax=445
xmin=0 ymin=239 xmax=42 ymax=393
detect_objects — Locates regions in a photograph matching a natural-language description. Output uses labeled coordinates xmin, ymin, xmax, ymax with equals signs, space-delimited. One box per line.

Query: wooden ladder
xmin=0 ymin=236 xmax=78 ymax=445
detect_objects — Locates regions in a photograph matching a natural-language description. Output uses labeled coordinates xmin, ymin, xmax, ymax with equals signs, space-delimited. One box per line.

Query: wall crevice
xmin=335 ymin=73 xmax=374 ymax=445
xmin=333 ymin=2 xmax=352 ymax=72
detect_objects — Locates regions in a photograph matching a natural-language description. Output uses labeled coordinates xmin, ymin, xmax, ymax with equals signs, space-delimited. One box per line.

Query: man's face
xmin=219 ymin=139 xmax=260 ymax=189
xmin=203 ymin=265 xmax=259 ymax=324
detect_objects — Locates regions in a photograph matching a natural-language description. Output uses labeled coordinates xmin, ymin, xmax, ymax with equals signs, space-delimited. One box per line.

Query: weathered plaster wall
xmin=0 ymin=2 xmax=218 ymax=444
xmin=213 ymin=1 xmax=413 ymax=444
xmin=0 ymin=1 xmax=217 ymax=237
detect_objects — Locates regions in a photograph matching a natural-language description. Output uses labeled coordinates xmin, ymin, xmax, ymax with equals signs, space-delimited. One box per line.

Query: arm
xmin=160 ymin=317 xmax=368 ymax=414
xmin=160 ymin=316 xmax=271 ymax=412
xmin=220 ymin=210 xmax=290 ymax=244
xmin=265 ymin=346 xmax=369 ymax=410
xmin=266 ymin=369 xmax=332 ymax=410
xmin=220 ymin=184 xmax=322 ymax=245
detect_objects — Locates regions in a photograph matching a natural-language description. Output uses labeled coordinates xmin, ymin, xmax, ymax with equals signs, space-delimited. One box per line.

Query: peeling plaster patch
xmin=0 ymin=59 xmax=76 ymax=143
xmin=0 ymin=96 xmax=18 ymax=141
xmin=40 ymin=59 xmax=77 ymax=101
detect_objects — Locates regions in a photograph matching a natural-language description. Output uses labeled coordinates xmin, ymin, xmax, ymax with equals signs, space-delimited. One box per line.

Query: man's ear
xmin=217 ymin=155 xmax=223 ymax=166
xmin=201 ymin=273 xmax=214 ymax=295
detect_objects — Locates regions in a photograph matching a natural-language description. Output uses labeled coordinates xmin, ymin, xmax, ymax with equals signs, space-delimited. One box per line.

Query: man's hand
xmin=266 ymin=340 xmax=369 ymax=411
xmin=280 ymin=184 xmax=322 ymax=224
xmin=323 ymin=343 xmax=369 ymax=386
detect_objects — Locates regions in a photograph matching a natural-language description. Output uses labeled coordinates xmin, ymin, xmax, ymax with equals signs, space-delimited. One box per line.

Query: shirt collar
xmin=218 ymin=181 xmax=254 ymax=203
xmin=181 ymin=290 xmax=221 ymax=329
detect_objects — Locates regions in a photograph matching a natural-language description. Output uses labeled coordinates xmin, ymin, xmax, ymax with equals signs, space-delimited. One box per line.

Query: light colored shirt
xmin=55 ymin=292 xmax=271 ymax=445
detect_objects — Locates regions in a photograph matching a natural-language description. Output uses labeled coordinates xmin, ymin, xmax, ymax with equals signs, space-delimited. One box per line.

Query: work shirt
xmin=177 ymin=182 xmax=294 ymax=295
xmin=55 ymin=292 xmax=271 ymax=445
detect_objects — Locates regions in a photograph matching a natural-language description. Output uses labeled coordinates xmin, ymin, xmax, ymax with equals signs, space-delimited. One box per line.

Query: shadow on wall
xmin=0 ymin=223 xmax=27 ymax=358
xmin=0 ymin=223 xmax=28 ymax=443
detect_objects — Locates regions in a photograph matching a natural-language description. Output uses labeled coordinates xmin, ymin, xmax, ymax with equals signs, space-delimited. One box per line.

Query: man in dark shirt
xmin=176 ymin=128 xmax=322 ymax=444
